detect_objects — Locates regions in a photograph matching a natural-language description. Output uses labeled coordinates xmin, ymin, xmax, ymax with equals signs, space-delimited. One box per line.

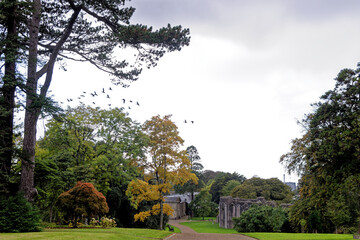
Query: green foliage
xmin=0 ymin=193 xmax=41 ymax=233
xmin=189 ymin=189 xmax=213 ymax=219
xmin=35 ymin=106 xmax=145 ymax=223
xmin=174 ymin=145 xmax=204 ymax=197
xmin=231 ymin=177 xmax=293 ymax=203
xmin=209 ymin=172 xmax=246 ymax=203
xmin=220 ymin=180 xmax=241 ymax=197
xmin=307 ymin=209 xmax=322 ymax=233
xmin=186 ymin=145 xmax=204 ymax=171
xmin=100 ymin=217 xmax=117 ymax=228
xmin=325 ymin=192 xmax=351 ymax=233
xmin=233 ymin=205 xmax=288 ymax=232
xmin=281 ymin=63 xmax=360 ymax=233
xmin=242 ymin=232 xmax=354 ymax=240
xmin=107 ymin=187 xmax=130 ymax=226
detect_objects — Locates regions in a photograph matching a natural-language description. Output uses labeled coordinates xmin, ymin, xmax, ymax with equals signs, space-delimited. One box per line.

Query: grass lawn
xmin=0 ymin=227 xmax=175 ymax=240
xmin=242 ymin=232 xmax=354 ymax=240
xmin=189 ymin=217 xmax=216 ymax=221
xmin=180 ymin=221 xmax=238 ymax=234
xmin=181 ymin=221 xmax=354 ymax=240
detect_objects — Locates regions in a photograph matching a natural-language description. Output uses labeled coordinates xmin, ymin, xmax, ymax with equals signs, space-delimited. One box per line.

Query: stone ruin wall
xmin=218 ymin=196 xmax=276 ymax=229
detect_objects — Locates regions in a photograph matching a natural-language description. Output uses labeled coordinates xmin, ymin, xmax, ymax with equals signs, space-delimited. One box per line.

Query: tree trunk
xmin=49 ymin=205 xmax=53 ymax=223
xmin=20 ymin=1 xmax=81 ymax=201
xmin=0 ymin=0 xmax=17 ymax=193
xmin=159 ymin=200 xmax=164 ymax=230
xmin=20 ymin=0 xmax=41 ymax=201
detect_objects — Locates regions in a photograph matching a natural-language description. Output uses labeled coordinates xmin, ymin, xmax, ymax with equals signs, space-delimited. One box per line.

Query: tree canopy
xmin=280 ymin=63 xmax=360 ymax=233
xmin=209 ymin=172 xmax=246 ymax=203
xmin=34 ymin=106 xmax=145 ymax=224
xmin=0 ymin=0 xmax=190 ymax=201
xmin=231 ymin=177 xmax=293 ymax=203
xmin=126 ymin=115 xmax=197 ymax=230
xmin=57 ymin=182 xmax=109 ymax=227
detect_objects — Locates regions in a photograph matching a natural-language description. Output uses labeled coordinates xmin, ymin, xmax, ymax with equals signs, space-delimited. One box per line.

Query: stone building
xmin=218 ymin=196 xmax=276 ymax=229
xmin=164 ymin=196 xmax=186 ymax=220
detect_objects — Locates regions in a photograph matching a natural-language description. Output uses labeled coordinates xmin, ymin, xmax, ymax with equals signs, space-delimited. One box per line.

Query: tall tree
xmin=280 ymin=63 xmax=360 ymax=233
xmin=1 ymin=0 xmax=190 ymax=201
xmin=0 ymin=0 xmax=24 ymax=194
xmin=126 ymin=115 xmax=197 ymax=230
xmin=187 ymin=145 xmax=203 ymax=171
xmin=34 ymin=106 xmax=146 ymax=221
xmin=189 ymin=189 xmax=212 ymax=220
xmin=174 ymin=145 xmax=204 ymax=200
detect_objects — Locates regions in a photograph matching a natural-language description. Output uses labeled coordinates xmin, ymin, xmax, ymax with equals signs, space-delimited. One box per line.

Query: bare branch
xmin=36 ymin=63 xmax=48 ymax=79
xmin=39 ymin=6 xmax=82 ymax=99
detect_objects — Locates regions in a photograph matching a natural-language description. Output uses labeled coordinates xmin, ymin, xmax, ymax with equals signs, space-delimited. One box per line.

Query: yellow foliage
xmin=134 ymin=203 xmax=174 ymax=222
xmin=126 ymin=179 xmax=160 ymax=209
xmin=151 ymin=203 xmax=174 ymax=216
xmin=134 ymin=210 xmax=151 ymax=222
xmin=127 ymin=115 xmax=199 ymax=223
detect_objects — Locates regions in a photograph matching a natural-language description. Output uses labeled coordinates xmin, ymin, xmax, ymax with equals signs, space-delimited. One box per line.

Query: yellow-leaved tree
xmin=126 ymin=115 xmax=198 ymax=230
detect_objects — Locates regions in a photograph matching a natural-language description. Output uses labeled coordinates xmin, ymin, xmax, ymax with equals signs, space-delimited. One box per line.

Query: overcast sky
xmin=48 ymin=0 xmax=360 ymax=183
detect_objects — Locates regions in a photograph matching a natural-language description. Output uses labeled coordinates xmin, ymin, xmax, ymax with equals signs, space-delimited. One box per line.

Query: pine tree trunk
xmin=0 ymin=0 xmax=17 ymax=193
xmin=20 ymin=0 xmax=81 ymax=201
xmin=20 ymin=0 xmax=41 ymax=201
xmin=20 ymin=109 xmax=39 ymax=201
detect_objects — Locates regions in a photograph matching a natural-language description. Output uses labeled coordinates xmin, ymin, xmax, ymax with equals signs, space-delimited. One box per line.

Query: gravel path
xmin=165 ymin=218 xmax=256 ymax=240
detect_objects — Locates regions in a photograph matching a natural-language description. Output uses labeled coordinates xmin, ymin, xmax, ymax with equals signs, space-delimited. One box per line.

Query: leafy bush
xmin=57 ymin=182 xmax=109 ymax=227
xmin=0 ymin=193 xmax=42 ymax=232
xmin=90 ymin=218 xmax=100 ymax=227
xmin=233 ymin=205 xmax=288 ymax=232
xmin=100 ymin=217 xmax=117 ymax=228
xmin=41 ymin=222 xmax=57 ymax=228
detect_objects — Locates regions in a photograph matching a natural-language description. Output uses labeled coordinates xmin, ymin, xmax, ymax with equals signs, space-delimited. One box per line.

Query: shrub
xmin=57 ymin=182 xmax=109 ymax=227
xmin=0 ymin=193 xmax=42 ymax=233
xmin=90 ymin=218 xmax=100 ymax=227
xmin=100 ymin=217 xmax=116 ymax=228
xmin=233 ymin=205 xmax=288 ymax=232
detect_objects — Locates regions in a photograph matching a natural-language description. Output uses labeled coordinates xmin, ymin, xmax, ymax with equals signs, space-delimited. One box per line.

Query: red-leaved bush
xmin=57 ymin=182 xmax=109 ymax=227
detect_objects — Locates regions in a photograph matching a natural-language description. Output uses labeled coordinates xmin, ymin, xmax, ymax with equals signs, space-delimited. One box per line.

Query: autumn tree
xmin=0 ymin=0 xmax=190 ymax=201
xmin=57 ymin=182 xmax=109 ymax=227
xmin=126 ymin=115 xmax=197 ymax=230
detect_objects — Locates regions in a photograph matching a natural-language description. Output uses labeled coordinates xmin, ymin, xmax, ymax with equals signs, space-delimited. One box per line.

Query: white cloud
xmin=46 ymin=0 xmax=360 ymax=183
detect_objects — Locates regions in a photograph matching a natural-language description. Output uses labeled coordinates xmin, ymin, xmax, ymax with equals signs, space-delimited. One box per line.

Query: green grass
xmin=0 ymin=227 xmax=175 ymax=240
xmin=170 ymin=225 xmax=181 ymax=233
xmin=189 ymin=217 xmax=216 ymax=221
xmin=181 ymin=221 xmax=354 ymax=240
xmin=180 ymin=221 xmax=238 ymax=234
xmin=242 ymin=232 xmax=354 ymax=240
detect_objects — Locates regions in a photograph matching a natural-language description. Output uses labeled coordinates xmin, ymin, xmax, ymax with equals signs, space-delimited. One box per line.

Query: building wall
xmin=165 ymin=197 xmax=186 ymax=220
